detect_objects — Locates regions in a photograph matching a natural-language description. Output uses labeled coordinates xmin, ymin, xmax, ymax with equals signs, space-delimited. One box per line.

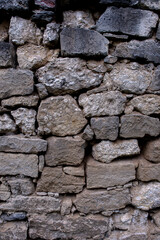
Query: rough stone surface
xmin=0 ymin=135 xmax=47 ymax=153
xmin=131 ymin=182 xmax=160 ymax=210
xmin=9 ymin=16 xmax=42 ymax=45
xmin=43 ymin=22 xmax=60 ymax=47
xmin=0 ymin=153 xmax=38 ymax=178
xmin=31 ymin=10 xmax=54 ymax=24
xmin=156 ymin=22 xmax=160 ymax=40
xmin=140 ymin=0 xmax=160 ymax=11
xmin=82 ymin=125 xmax=94 ymax=141
xmin=0 ymin=222 xmax=27 ymax=240
xmin=152 ymin=211 xmax=160 ymax=227
xmin=0 ymin=114 xmax=16 ymax=134
xmin=115 ymin=40 xmax=160 ymax=64
xmin=87 ymin=157 xmax=136 ymax=189
xmin=60 ymin=27 xmax=109 ymax=57
xmin=0 ymin=21 xmax=9 ymax=41
xmin=0 ymin=42 xmax=12 ymax=67
xmin=99 ymin=0 xmax=139 ymax=6
xmin=0 ymin=183 xmax=11 ymax=201
xmin=37 ymin=95 xmax=87 ymax=136
xmin=1 ymin=212 xmax=27 ymax=222
xmin=144 ymin=139 xmax=160 ymax=163
xmin=61 ymin=197 xmax=72 ymax=215
xmin=0 ymin=0 xmax=29 ymax=12
xmin=91 ymin=116 xmax=119 ymax=140
xmin=0 ymin=68 xmax=34 ymax=99
xmin=36 ymin=57 xmax=103 ymax=95
xmin=120 ymin=114 xmax=160 ymax=138
xmin=35 ymin=83 xmax=48 ymax=99
xmin=37 ymin=167 xmax=85 ymax=193
xmin=87 ymin=60 xmax=108 ymax=73
xmin=74 ymin=188 xmax=131 ymax=214
xmin=35 ymin=0 xmax=56 ymax=9
xmin=63 ymin=165 xmax=84 ymax=177
xmin=92 ymin=139 xmax=140 ymax=163
xmin=45 ymin=135 xmax=85 ymax=166
xmin=11 ymin=108 xmax=36 ymax=136
xmin=150 ymin=65 xmax=160 ymax=91
xmin=79 ymin=91 xmax=126 ymax=117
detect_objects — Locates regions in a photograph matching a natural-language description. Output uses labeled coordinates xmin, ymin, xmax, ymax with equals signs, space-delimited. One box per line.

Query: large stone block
xmin=92 ymin=139 xmax=140 ymax=163
xmin=79 ymin=91 xmax=126 ymax=117
xmin=0 ymin=68 xmax=34 ymax=99
xmin=96 ymin=7 xmax=158 ymax=37
xmin=37 ymin=96 xmax=87 ymax=136
xmin=0 ymin=222 xmax=27 ymax=240
xmin=36 ymin=58 xmax=103 ymax=95
xmin=0 ymin=153 xmax=38 ymax=178
xmin=0 ymin=114 xmax=16 ymax=134
xmin=60 ymin=27 xmax=109 ymax=57
xmin=120 ymin=114 xmax=160 ymax=138
xmin=87 ymin=157 xmax=136 ymax=189
xmin=144 ymin=139 xmax=160 ymax=163
xmin=45 ymin=136 xmax=85 ymax=166
xmin=0 ymin=42 xmax=12 ymax=67
xmin=115 ymin=40 xmax=160 ymax=64
xmin=37 ymin=167 xmax=85 ymax=193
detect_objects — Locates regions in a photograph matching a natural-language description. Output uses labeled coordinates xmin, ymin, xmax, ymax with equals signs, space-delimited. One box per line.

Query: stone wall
xmin=0 ymin=0 xmax=160 ymax=239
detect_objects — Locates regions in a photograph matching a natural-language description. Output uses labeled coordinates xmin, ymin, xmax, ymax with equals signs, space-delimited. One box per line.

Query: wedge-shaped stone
xmin=96 ymin=7 xmax=158 ymax=37
xmin=0 ymin=42 xmax=12 ymax=67
xmin=79 ymin=91 xmax=126 ymax=117
xmin=60 ymin=27 xmax=108 ymax=57
xmin=74 ymin=188 xmax=131 ymax=214
xmin=0 ymin=183 xmax=10 ymax=201
xmin=140 ymin=0 xmax=160 ymax=11
xmin=0 ymin=135 xmax=47 ymax=153
xmin=92 ymin=140 xmax=140 ymax=163
xmin=120 ymin=114 xmax=160 ymax=138
xmin=131 ymin=182 xmax=160 ymax=210
xmin=37 ymin=96 xmax=87 ymax=136
xmin=115 ymin=40 xmax=160 ymax=64
xmin=29 ymin=213 xmax=109 ymax=240
xmin=0 ymin=196 xmax=61 ymax=213
xmin=37 ymin=167 xmax=85 ymax=193
xmin=144 ymin=139 xmax=160 ymax=163
xmin=0 ymin=68 xmax=34 ymax=99
xmin=87 ymin=157 xmax=136 ymax=189
xmin=130 ymin=95 xmax=160 ymax=115
xmin=36 ymin=58 xmax=103 ymax=95
xmin=0 ymin=222 xmax=27 ymax=240
xmin=45 ymin=136 xmax=85 ymax=166
xmin=0 ymin=153 xmax=38 ymax=178
xmin=0 ymin=114 xmax=16 ymax=134
xmin=137 ymin=158 xmax=160 ymax=182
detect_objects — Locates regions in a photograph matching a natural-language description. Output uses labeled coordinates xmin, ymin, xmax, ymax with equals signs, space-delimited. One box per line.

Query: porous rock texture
xmin=0 ymin=0 xmax=160 ymax=239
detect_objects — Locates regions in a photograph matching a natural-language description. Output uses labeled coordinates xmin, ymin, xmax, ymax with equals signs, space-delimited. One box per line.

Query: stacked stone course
xmin=0 ymin=0 xmax=160 ymax=239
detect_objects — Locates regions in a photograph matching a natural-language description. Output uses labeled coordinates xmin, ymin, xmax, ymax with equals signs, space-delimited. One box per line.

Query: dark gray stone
xmin=115 ymin=39 xmax=160 ymax=64
xmin=100 ymin=0 xmax=139 ymax=6
xmin=96 ymin=7 xmax=158 ymax=38
xmin=60 ymin=27 xmax=109 ymax=57
xmin=32 ymin=10 xmax=54 ymax=24
xmin=91 ymin=117 xmax=119 ymax=140
xmin=43 ymin=22 xmax=60 ymax=47
xmin=0 ymin=42 xmax=12 ymax=67
xmin=156 ymin=22 xmax=160 ymax=40
xmin=0 ymin=0 xmax=29 ymax=13
xmin=1 ymin=212 xmax=27 ymax=221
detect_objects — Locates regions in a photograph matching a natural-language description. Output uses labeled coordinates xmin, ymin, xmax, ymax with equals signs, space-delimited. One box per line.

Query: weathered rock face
xmin=63 ymin=165 xmax=84 ymax=177
xmin=79 ymin=91 xmax=126 ymax=117
xmin=99 ymin=0 xmax=139 ymax=6
xmin=60 ymin=27 xmax=109 ymax=57
xmin=0 ymin=0 xmax=29 ymax=12
xmin=0 ymin=114 xmax=16 ymax=134
xmin=0 ymin=42 xmax=12 ymax=67
xmin=0 ymin=222 xmax=28 ymax=240
xmin=143 ymin=139 xmax=160 ymax=163
xmin=45 ymin=136 xmax=85 ymax=166
xmin=96 ymin=7 xmax=158 ymax=37
xmin=0 ymin=183 xmax=11 ymax=201
xmin=156 ymin=22 xmax=160 ymax=40
xmin=92 ymin=139 xmax=140 ymax=163
xmin=120 ymin=114 xmax=160 ymax=138
xmin=0 ymin=21 xmax=9 ymax=41
xmin=36 ymin=58 xmax=103 ymax=95
xmin=43 ymin=22 xmax=60 ymax=47
xmin=140 ymin=0 xmax=160 ymax=11
xmin=37 ymin=95 xmax=87 ymax=136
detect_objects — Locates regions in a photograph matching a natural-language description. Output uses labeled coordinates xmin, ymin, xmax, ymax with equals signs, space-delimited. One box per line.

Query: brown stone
xmin=63 ymin=165 xmax=84 ymax=177
xmin=0 ymin=21 xmax=9 ymax=41
xmin=144 ymin=138 xmax=160 ymax=163
xmin=0 ymin=222 xmax=27 ymax=240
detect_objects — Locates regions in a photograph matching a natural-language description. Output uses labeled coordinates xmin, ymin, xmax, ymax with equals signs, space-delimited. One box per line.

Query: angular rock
xmin=60 ymin=27 xmax=109 ymax=57
xmin=92 ymin=139 xmax=140 ymax=163
xmin=74 ymin=188 xmax=131 ymax=214
xmin=115 ymin=40 xmax=160 ymax=64
xmin=91 ymin=116 xmax=119 ymax=140
xmin=120 ymin=114 xmax=160 ymax=138
xmin=11 ymin=108 xmax=36 ymax=136
xmin=29 ymin=213 xmax=109 ymax=240
xmin=0 ymin=114 xmax=16 ymax=133
xmin=35 ymin=83 xmax=48 ymax=99
xmin=82 ymin=125 xmax=94 ymax=141
xmin=39 ymin=155 xmax=45 ymax=172
xmin=0 ymin=196 xmax=61 ymax=213
xmin=0 ymin=42 xmax=12 ymax=67
xmin=31 ymin=10 xmax=54 ymax=24
xmin=61 ymin=197 xmax=72 ymax=215
xmin=137 ymin=158 xmax=160 ymax=182
xmin=99 ymin=0 xmax=139 ymax=6
xmin=131 ymin=182 xmax=160 ymax=210
xmin=106 ymin=62 xmax=153 ymax=94
xmin=0 ymin=68 xmax=34 ymax=99
xmin=1 ymin=212 xmax=27 ymax=222
xmin=79 ymin=91 xmax=126 ymax=117
xmin=140 ymin=0 xmax=160 ymax=11
xmin=130 ymin=95 xmax=160 ymax=115
xmin=1 ymin=94 xmax=39 ymax=108
xmin=0 ymin=0 xmax=29 ymax=12
xmin=87 ymin=157 xmax=136 ymax=189
xmin=36 ymin=58 xmax=103 ymax=95
xmin=87 ymin=60 xmax=108 ymax=73
xmin=149 ymin=65 xmax=160 ymax=91
xmin=45 ymin=135 xmax=85 ymax=166
xmin=0 ymin=21 xmax=9 ymax=41
xmin=0 ymin=153 xmax=38 ymax=178
xmin=0 ymin=183 xmax=10 ymax=201
xmin=0 ymin=135 xmax=47 ymax=153
xmin=37 ymin=167 xmax=85 ymax=193
xmin=63 ymin=10 xmax=95 ymax=29
xmin=37 ymin=95 xmax=87 ymax=136
xmin=63 ymin=165 xmax=84 ymax=177
xmin=43 ymin=22 xmax=60 ymax=47
xmin=144 ymin=139 xmax=160 ymax=163
xmin=35 ymin=0 xmax=56 ymax=9
xmin=9 ymin=16 xmax=42 ymax=45
xmin=152 ymin=211 xmax=160 ymax=227
xmin=104 ymin=55 xmax=118 ymax=64
xmin=0 ymin=222 xmax=27 ymax=240
xmin=96 ymin=7 xmax=158 ymax=38
xmin=156 ymin=22 xmax=160 ymax=40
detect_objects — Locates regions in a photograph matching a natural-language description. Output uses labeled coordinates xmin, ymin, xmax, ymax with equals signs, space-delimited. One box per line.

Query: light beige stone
xmin=0 ymin=222 xmax=27 ymax=240
xmin=61 ymin=197 xmax=72 ymax=215
xmin=0 ymin=114 xmax=16 ymax=133
xmin=144 ymin=138 xmax=160 ymax=163
xmin=63 ymin=165 xmax=84 ymax=177
xmin=37 ymin=95 xmax=87 ymax=136
xmin=87 ymin=60 xmax=108 ymax=73
xmin=0 ymin=21 xmax=9 ymax=41
xmin=0 ymin=183 xmax=10 ymax=201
